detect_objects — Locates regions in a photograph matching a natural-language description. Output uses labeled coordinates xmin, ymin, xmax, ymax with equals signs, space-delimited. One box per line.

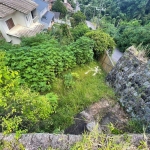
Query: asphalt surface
xmin=111 ymin=49 xmax=123 ymax=63
xmin=86 ymin=21 xmax=96 ymax=30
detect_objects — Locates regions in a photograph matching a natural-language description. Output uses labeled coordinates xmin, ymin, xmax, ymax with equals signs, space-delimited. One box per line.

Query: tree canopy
xmin=52 ymin=0 xmax=67 ymax=17
xmin=85 ymin=30 xmax=116 ymax=57
xmin=71 ymin=11 xmax=86 ymax=27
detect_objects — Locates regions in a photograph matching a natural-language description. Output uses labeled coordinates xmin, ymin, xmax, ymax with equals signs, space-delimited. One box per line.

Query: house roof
xmin=52 ymin=12 xmax=60 ymax=19
xmin=0 ymin=0 xmax=37 ymax=15
xmin=41 ymin=11 xmax=54 ymax=24
xmin=33 ymin=0 xmax=48 ymax=13
xmin=7 ymin=22 xmax=44 ymax=38
xmin=0 ymin=4 xmax=16 ymax=18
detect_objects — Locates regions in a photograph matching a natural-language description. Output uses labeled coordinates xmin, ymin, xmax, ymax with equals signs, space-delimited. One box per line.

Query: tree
xmin=85 ymin=30 xmax=116 ymax=58
xmin=70 ymin=11 xmax=86 ymax=27
xmin=115 ymin=20 xmax=150 ymax=54
xmin=52 ymin=0 xmax=67 ymax=17
xmin=71 ymin=23 xmax=90 ymax=41
xmin=69 ymin=36 xmax=94 ymax=65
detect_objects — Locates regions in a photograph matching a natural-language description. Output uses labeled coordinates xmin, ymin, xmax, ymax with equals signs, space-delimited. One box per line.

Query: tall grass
xmin=50 ymin=61 xmax=115 ymax=132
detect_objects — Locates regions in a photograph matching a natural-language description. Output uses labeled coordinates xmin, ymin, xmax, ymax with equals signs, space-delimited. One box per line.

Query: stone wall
xmin=1 ymin=133 xmax=150 ymax=149
xmin=106 ymin=47 xmax=150 ymax=126
xmin=0 ymin=133 xmax=82 ymax=150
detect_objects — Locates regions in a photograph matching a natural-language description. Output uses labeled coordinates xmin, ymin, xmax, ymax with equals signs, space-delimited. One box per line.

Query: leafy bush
xmin=5 ymin=35 xmax=94 ymax=92
xmin=69 ymin=36 xmax=94 ymax=65
xmin=52 ymin=0 xmax=67 ymax=17
xmin=0 ymin=51 xmax=58 ymax=133
xmin=71 ymin=23 xmax=90 ymax=41
xmin=85 ymin=30 xmax=116 ymax=58
xmin=5 ymin=39 xmax=76 ymax=92
xmin=71 ymin=11 xmax=86 ymax=27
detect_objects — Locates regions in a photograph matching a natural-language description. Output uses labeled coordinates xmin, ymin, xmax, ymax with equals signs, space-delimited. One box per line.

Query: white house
xmin=0 ymin=0 xmax=44 ymax=44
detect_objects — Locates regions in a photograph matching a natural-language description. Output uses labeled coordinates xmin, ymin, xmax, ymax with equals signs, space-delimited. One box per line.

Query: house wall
xmin=14 ymin=11 xmax=34 ymax=27
xmin=39 ymin=7 xmax=48 ymax=18
xmin=42 ymin=20 xmax=52 ymax=29
xmin=11 ymin=36 xmax=21 ymax=44
xmin=0 ymin=11 xmax=37 ymax=44
xmin=0 ymin=20 xmax=11 ymax=42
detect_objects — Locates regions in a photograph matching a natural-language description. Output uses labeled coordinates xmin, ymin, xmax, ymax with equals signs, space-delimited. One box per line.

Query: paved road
xmin=86 ymin=20 xmax=96 ymax=30
xmin=75 ymin=2 xmax=80 ymax=12
xmin=111 ymin=49 xmax=123 ymax=63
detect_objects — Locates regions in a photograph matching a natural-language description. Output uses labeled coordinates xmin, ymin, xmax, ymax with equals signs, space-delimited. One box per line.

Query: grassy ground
xmin=50 ymin=61 xmax=116 ymax=132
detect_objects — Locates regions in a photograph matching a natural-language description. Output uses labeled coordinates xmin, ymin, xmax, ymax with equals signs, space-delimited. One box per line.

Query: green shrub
xmin=0 ymin=51 xmax=58 ymax=133
xmin=85 ymin=30 xmax=116 ymax=58
xmin=6 ymin=36 xmax=94 ymax=92
xmin=69 ymin=36 xmax=94 ymax=65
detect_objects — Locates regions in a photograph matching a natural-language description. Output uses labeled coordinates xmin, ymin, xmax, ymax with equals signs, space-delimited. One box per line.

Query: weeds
xmin=50 ymin=62 xmax=115 ymax=132
xmin=71 ymin=125 xmax=129 ymax=150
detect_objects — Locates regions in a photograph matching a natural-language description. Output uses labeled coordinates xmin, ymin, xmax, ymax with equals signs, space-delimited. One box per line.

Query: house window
xmin=6 ymin=18 xmax=15 ymax=30
xmin=31 ymin=9 xmax=36 ymax=19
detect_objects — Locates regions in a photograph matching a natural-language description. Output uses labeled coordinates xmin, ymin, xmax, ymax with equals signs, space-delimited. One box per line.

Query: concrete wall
xmin=11 ymin=36 xmax=21 ymax=44
xmin=39 ymin=7 xmax=48 ymax=18
xmin=106 ymin=47 xmax=150 ymax=127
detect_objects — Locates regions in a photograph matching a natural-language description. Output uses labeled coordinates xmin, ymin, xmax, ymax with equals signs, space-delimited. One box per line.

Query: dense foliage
xmin=101 ymin=19 xmax=150 ymax=54
xmin=115 ymin=21 xmax=150 ymax=53
xmin=78 ymin=0 xmax=150 ymax=24
xmin=5 ymin=34 xmax=94 ymax=92
xmin=71 ymin=23 xmax=90 ymax=41
xmin=70 ymin=11 xmax=86 ymax=27
xmin=0 ymin=51 xmax=58 ymax=134
xmin=52 ymin=0 xmax=67 ymax=17
xmin=85 ymin=30 xmax=116 ymax=57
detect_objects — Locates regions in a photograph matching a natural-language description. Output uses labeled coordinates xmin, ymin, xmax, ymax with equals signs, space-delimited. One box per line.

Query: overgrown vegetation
xmin=50 ymin=62 xmax=115 ymax=132
xmin=0 ymin=51 xmax=58 ymax=134
xmin=52 ymin=0 xmax=67 ymax=17
xmin=71 ymin=125 xmax=149 ymax=150
xmin=85 ymin=30 xmax=116 ymax=58
xmin=0 ymin=22 xmax=116 ymax=133
xmin=5 ymin=36 xmax=94 ymax=92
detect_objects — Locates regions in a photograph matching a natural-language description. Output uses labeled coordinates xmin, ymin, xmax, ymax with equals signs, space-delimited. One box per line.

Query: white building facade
xmin=0 ymin=0 xmax=44 ymax=44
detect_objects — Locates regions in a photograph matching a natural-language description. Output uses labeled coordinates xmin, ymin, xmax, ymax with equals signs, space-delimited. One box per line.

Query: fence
xmin=100 ymin=50 xmax=115 ymax=73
